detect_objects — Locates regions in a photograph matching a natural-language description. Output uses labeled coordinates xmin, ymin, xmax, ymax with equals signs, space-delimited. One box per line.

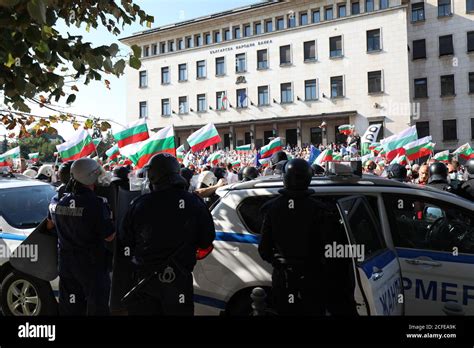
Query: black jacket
xmin=461 ymin=179 xmax=474 ymax=201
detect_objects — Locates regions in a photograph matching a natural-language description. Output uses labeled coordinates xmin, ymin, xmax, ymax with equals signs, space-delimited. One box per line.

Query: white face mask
xmin=449 ymin=173 xmax=457 ymax=180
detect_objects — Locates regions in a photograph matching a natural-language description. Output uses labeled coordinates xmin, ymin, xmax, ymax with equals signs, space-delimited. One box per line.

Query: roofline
xmin=120 ymin=1 xmax=281 ymax=44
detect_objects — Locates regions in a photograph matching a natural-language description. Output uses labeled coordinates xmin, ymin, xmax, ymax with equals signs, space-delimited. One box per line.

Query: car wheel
xmin=1 ymin=272 xmax=57 ymax=316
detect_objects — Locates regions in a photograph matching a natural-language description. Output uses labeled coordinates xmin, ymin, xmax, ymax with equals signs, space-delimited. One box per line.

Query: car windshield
xmin=0 ymin=185 xmax=55 ymax=229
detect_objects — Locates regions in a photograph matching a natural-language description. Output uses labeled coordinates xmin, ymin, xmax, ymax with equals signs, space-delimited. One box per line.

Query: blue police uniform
xmin=54 ymin=186 xmax=114 ymax=315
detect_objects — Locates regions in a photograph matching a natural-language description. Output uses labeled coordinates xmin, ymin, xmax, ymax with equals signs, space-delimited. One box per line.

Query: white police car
xmin=0 ymin=173 xmax=57 ymax=316
xmin=193 ymin=164 xmax=474 ymax=316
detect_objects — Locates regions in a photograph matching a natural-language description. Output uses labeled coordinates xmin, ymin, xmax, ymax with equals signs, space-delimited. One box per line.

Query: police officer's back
xmin=428 ymin=162 xmax=450 ymax=191
xmin=461 ymin=159 xmax=474 ymax=201
xmin=47 ymin=161 xmax=73 ymax=230
xmin=258 ymin=159 xmax=327 ymax=315
xmin=119 ymin=154 xmax=215 ymax=315
xmin=54 ymin=158 xmax=115 ymax=315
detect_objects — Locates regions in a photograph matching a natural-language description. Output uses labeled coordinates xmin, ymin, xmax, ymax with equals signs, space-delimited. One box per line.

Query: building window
xmin=152 ymin=44 xmax=158 ymax=55
xmin=258 ymin=86 xmax=269 ymax=106
xmin=368 ymin=71 xmax=383 ymax=93
xmin=439 ymin=35 xmax=454 ymax=56
xmin=468 ymin=0 xmax=474 ymax=12
xmin=312 ymin=9 xmax=321 ymax=23
xmin=255 ymin=22 xmax=262 ymax=35
xmin=216 ymin=57 xmax=225 ymax=76
xmin=168 ymin=41 xmax=175 ymax=52
xmin=330 ymin=36 xmax=343 ymax=57
xmin=366 ymin=0 xmax=374 ymax=12
xmin=438 ymin=0 xmax=452 ymax=16
xmin=311 ymin=127 xmax=323 ymax=145
xmin=143 ymin=46 xmax=150 ymax=57
xmin=139 ymin=101 xmax=147 ymax=118
xmin=178 ymin=64 xmax=187 ymax=82
xmin=265 ymin=19 xmax=273 ymax=33
xmin=304 ymin=41 xmax=316 ymax=61
xmin=195 ymin=35 xmax=202 ymax=47
xmin=224 ymin=29 xmax=231 ymax=41
xmin=338 ymin=4 xmax=346 ymax=17
xmin=331 ymin=76 xmax=344 ymax=97
xmin=413 ymin=39 xmax=426 ymax=59
xmin=160 ymin=42 xmax=166 ymax=53
xmin=276 ymin=17 xmax=284 ymax=30
xmin=380 ymin=0 xmax=389 ymax=9
xmin=214 ymin=31 xmax=221 ymax=43
xmin=325 ymin=6 xmax=333 ymax=20
xmin=279 ymin=45 xmax=291 ymax=65
xmin=139 ymin=71 xmax=147 ymax=88
xmin=237 ymin=88 xmax=248 ymax=108
xmin=186 ymin=37 xmax=193 ymax=48
xmin=352 ymin=1 xmax=360 ymax=14
xmin=300 ymin=12 xmax=308 ymax=25
xmin=440 ymin=74 xmax=455 ymax=96
xmin=414 ymin=78 xmax=428 ymax=98
xmin=197 ymin=60 xmax=206 ymax=79
xmin=416 ymin=121 xmax=430 ymax=138
xmin=233 ymin=26 xmax=241 ymax=40
xmin=305 ymin=79 xmax=317 ymax=101
xmin=468 ymin=31 xmax=474 ymax=52
xmin=287 ymin=14 xmax=296 ymax=28
xmin=469 ymin=72 xmax=474 ymax=93
xmin=235 ymin=53 xmax=246 ymax=73
xmin=443 ymin=119 xmax=457 ymax=140
xmin=280 ymin=83 xmax=293 ymax=103
xmin=178 ymin=39 xmax=184 ymax=50
xmin=367 ymin=29 xmax=381 ymax=51
xmin=257 ymin=49 xmax=268 ymax=70
xmin=244 ymin=24 xmax=251 ymax=37
xmin=161 ymin=99 xmax=170 ymax=116
xmin=179 ymin=96 xmax=188 ymax=114
xmin=216 ymin=91 xmax=227 ymax=110
xmin=411 ymin=2 xmax=425 ymax=21
xmin=197 ymin=94 xmax=206 ymax=112
xmin=161 ymin=67 xmax=170 ymax=84
xmin=205 ymin=33 xmax=212 ymax=45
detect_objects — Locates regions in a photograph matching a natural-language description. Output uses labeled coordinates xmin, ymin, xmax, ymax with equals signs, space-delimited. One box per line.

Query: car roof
xmin=0 ymin=174 xmax=53 ymax=189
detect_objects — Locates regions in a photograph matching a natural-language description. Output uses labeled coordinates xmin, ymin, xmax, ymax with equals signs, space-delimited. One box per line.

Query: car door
xmin=383 ymin=193 xmax=474 ymax=315
xmin=336 ymin=195 xmax=404 ymax=315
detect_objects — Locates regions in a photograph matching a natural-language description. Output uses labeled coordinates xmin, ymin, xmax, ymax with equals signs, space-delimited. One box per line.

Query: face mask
xmin=449 ymin=173 xmax=457 ymax=180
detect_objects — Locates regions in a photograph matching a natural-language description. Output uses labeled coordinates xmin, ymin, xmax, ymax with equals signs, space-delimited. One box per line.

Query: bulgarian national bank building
xmin=121 ymin=0 xmax=414 ymax=149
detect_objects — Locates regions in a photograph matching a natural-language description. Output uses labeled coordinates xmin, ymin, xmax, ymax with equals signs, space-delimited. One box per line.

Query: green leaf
xmin=66 ymin=94 xmax=76 ymax=104
xmin=131 ymin=44 xmax=141 ymax=58
xmin=4 ymin=53 xmax=15 ymax=68
xmin=103 ymin=57 xmax=113 ymax=72
xmin=0 ymin=0 xmax=21 ymax=7
xmin=36 ymin=40 xmax=49 ymax=53
xmin=113 ymin=59 xmax=125 ymax=75
xmin=129 ymin=55 xmax=141 ymax=69
xmin=27 ymin=0 xmax=47 ymax=24
xmin=72 ymin=58 xmax=82 ymax=71
xmin=107 ymin=43 xmax=119 ymax=57
xmin=84 ymin=119 xmax=93 ymax=128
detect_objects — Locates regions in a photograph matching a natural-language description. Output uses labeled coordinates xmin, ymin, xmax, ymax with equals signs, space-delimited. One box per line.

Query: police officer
xmin=242 ymin=166 xmax=259 ymax=182
xmin=461 ymin=158 xmax=474 ymax=201
xmin=120 ymin=154 xmax=215 ymax=315
xmin=387 ymin=163 xmax=407 ymax=182
xmin=47 ymin=161 xmax=74 ymax=231
xmin=54 ymin=158 xmax=115 ymax=315
xmin=258 ymin=159 xmax=329 ymax=315
xmin=427 ymin=162 xmax=450 ymax=191
xmin=271 ymin=151 xmax=288 ymax=175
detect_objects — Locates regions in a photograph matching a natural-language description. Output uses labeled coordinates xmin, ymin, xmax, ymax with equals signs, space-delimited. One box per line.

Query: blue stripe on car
xmin=193 ymin=294 xmax=227 ymax=310
xmin=360 ymin=249 xmax=397 ymax=278
xmin=396 ymin=247 xmax=474 ymax=265
xmin=0 ymin=233 xmax=27 ymax=241
xmin=215 ymin=231 xmax=260 ymax=244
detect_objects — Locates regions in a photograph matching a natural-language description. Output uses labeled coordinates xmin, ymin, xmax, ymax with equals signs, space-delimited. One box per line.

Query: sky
xmin=0 ymin=0 xmax=259 ymax=138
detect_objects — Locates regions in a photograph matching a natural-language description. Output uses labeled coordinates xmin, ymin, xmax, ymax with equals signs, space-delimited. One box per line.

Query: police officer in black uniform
xmin=120 ymin=153 xmax=215 ymax=315
xmin=54 ymin=158 xmax=115 ymax=315
xmin=387 ymin=163 xmax=407 ymax=182
xmin=242 ymin=166 xmax=259 ymax=182
xmin=461 ymin=158 xmax=474 ymax=201
xmin=427 ymin=162 xmax=450 ymax=191
xmin=271 ymin=151 xmax=288 ymax=175
xmin=47 ymin=161 xmax=74 ymax=230
xmin=258 ymin=159 xmax=329 ymax=315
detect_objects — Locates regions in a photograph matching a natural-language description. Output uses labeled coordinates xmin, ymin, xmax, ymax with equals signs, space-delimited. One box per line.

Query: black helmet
xmin=311 ymin=163 xmax=325 ymax=175
xmin=211 ymin=166 xmax=226 ymax=180
xmin=387 ymin=164 xmax=407 ymax=182
xmin=273 ymin=160 xmax=288 ymax=175
xmin=180 ymin=167 xmax=194 ymax=185
xmin=242 ymin=166 xmax=259 ymax=181
xmin=145 ymin=153 xmax=186 ymax=187
xmin=283 ymin=159 xmax=313 ymax=190
xmin=466 ymin=158 xmax=474 ymax=178
xmin=58 ymin=161 xmax=74 ymax=184
xmin=271 ymin=151 xmax=288 ymax=166
xmin=238 ymin=167 xmax=245 ymax=181
xmin=112 ymin=166 xmax=130 ymax=182
xmin=428 ymin=162 xmax=448 ymax=183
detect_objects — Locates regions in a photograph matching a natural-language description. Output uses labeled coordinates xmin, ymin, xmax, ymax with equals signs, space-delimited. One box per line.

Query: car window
xmin=383 ymin=194 xmax=474 ymax=254
xmin=237 ymin=195 xmax=275 ymax=234
xmin=0 ymin=185 xmax=55 ymax=229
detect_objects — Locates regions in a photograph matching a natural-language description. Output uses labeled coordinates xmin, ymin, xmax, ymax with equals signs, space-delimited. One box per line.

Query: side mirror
xmin=423 ymin=206 xmax=444 ymax=222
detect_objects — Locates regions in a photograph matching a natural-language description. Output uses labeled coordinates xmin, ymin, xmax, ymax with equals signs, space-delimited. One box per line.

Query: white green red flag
xmin=338 ymin=124 xmax=355 ymax=135
xmin=433 ymin=150 xmax=449 ymax=163
xmin=402 ymin=136 xmax=433 ymax=161
xmin=176 ymin=145 xmax=186 ymax=162
xmin=28 ymin=152 xmax=39 ymax=162
xmin=333 ymin=153 xmax=342 ymax=161
xmin=452 ymin=143 xmax=474 ymax=160
xmin=105 ymin=145 xmax=120 ymax=162
xmin=381 ymin=126 xmax=417 ymax=162
xmin=56 ymin=129 xmax=95 ymax=162
xmin=207 ymin=152 xmax=222 ymax=165
xmin=1 ymin=146 xmax=20 ymax=160
xmin=187 ymin=123 xmax=221 ymax=152
xmin=231 ymin=160 xmax=241 ymax=168
xmin=259 ymin=157 xmax=271 ymax=167
xmin=236 ymin=144 xmax=251 ymax=153
xmin=313 ymin=149 xmax=333 ymax=165
xmin=92 ymin=138 xmax=102 ymax=148
xmin=361 ymin=124 xmax=382 ymax=155
xmin=260 ymin=137 xmax=282 ymax=159
xmin=113 ymin=119 xmax=149 ymax=148
xmin=120 ymin=126 xmax=175 ymax=169
xmin=390 ymin=154 xmax=410 ymax=166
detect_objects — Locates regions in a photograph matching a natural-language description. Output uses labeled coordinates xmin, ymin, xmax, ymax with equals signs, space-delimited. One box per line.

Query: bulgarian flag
xmin=452 ymin=143 xmax=474 ymax=160
xmin=105 ymin=145 xmax=120 ymax=162
xmin=121 ymin=125 xmax=175 ymax=169
xmin=381 ymin=126 xmax=417 ymax=162
xmin=333 ymin=153 xmax=342 ymax=161
xmin=231 ymin=160 xmax=241 ymax=168
xmin=259 ymin=157 xmax=271 ymax=167
xmin=176 ymin=145 xmax=186 ymax=162
xmin=361 ymin=124 xmax=382 ymax=155
xmin=369 ymin=142 xmax=381 ymax=152
xmin=236 ymin=144 xmax=251 ymax=153
xmin=433 ymin=150 xmax=449 ymax=163
xmin=1 ymin=146 xmax=20 ymax=160
xmin=93 ymin=138 xmax=102 ymax=148
xmin=313 ymin=149 xmax=333 ymax=166
xmin=260 ymin=137 xmax=282 ymax=159
xmin=402 ymin=136 xmax=434 ymax=161
xmin=114 ymin=119 xmax=149 ymax=148
xmin=338 ymin=124 xmax=355 ymax=135
xmin=390 ymin=154 xmax=410 ymax=166
xmin=28 ymin=152 xmax=39 ymax=162
xmin=187 ymin=123 xmax=222 ymax=152
xmin=207 ymin=152 xmax=222 ymax=165
xmin=56 ymin=129 xmax=95 ymax=162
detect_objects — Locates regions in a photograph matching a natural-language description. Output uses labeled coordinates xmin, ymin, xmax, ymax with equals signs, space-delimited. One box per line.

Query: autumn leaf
xmin=71 ymin=85 xmax=79 ymax=92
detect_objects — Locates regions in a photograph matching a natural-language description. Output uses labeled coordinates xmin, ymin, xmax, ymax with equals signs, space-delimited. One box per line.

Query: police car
xmin=193 ymin=163 xmax=474 ymax=316
xmin=0 ymin=173 xmax=57 ymax=316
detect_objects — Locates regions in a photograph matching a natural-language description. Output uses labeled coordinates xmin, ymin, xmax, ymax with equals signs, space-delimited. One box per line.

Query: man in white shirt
xmin=226 ymin=163 xmax=239 ymax=184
